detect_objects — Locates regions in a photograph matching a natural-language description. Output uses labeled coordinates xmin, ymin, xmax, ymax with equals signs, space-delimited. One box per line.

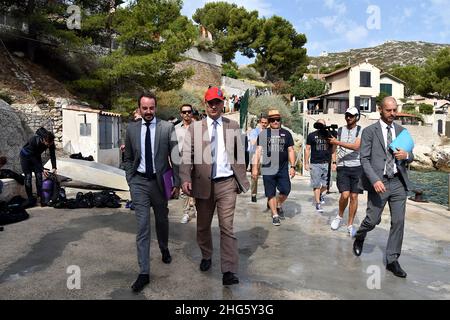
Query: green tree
xmin=0 ymin=0 xmax=119 ymax=60
xmin=390 ymin=65 xmax=425 ymax=97
xmin=421 ymin=48 xmax=450 ymax=99
xmin=376 ymin=92 xmax=389 ymax=106
xmin=289 ymin=77 xmax=326 ymax=100
xmin=419 ymin=103 xmax=434 ymax=115
xmin=251 ymin=16 xmax=307 ymax=81
xmin=193 ymin=2 xmax=259 ymax=62
xmin=73 ymin=0 xmax=197 ymax=109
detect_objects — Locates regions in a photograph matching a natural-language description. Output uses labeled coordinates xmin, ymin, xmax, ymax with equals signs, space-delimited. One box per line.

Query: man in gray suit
xmin=353 ymin=96 xmax=414 ymax=278
xmin=123 ymin=91 xmax=180 ymax=292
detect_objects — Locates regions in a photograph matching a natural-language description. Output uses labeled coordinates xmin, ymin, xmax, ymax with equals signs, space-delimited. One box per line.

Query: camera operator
xmin=305 ymin=119 xmax=333 ymax=213
xmin=328 ymin=107 xmax=363 ymax=237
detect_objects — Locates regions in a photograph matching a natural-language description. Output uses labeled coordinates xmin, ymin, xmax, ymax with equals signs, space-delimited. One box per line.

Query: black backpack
xmin=0 ymin=196 xmax=29 ymax=226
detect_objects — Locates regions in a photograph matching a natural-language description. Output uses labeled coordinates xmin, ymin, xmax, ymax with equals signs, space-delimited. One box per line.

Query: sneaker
xmin=272 ymin=216 xmax=281 ymax=226
xmin=320 ymin=194 xmax=325 ymax=204
xmin=331 ymin=216 xmax=342 ymax=230
xmin=348 ymin=225 xmax=357 ymax=238
xmin=180 ymin=213 xmax=190 ymax=224
xmin=277 ymin=207 xmax=285 ymax=220
xmin=315 ymin=203 xmax=323 ymax=213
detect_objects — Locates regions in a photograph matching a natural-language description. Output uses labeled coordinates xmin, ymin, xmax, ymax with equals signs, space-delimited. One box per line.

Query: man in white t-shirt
xmin=329 ymin=107 xmax=363 ymax=237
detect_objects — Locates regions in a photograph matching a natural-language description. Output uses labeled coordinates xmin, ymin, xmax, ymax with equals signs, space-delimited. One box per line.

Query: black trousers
xmin=20 ymin=155 xmax=43 ymax=200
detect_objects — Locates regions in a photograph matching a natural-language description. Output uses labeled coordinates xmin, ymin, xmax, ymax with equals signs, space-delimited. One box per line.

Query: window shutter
xmin=371 ymin=97 xmax=377 ymax=112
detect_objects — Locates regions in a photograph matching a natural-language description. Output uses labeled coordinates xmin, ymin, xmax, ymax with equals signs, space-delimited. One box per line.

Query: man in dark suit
xmin=123 ymin=91 xmax=180 ymax=292
xmin=353 ymin=96 xmax=414 ymax=278
xmin=179 ymin=87 xmax=249 ymax=286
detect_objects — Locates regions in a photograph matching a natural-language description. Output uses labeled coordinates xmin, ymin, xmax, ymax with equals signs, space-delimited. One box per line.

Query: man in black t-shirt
xmin=305 ymin=119 xmax=333 ymax=213
xmin=252 ymin=110 xmax=296 ymax=226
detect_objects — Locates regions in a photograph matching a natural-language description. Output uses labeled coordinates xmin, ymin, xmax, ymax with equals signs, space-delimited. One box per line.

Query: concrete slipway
xmin=0 ymin=175 xmax=449 ymax=300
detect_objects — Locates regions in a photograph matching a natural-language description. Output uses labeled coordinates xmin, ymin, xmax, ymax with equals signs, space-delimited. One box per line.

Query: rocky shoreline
xmin=411 ymin=144 xmax=450 ymax=172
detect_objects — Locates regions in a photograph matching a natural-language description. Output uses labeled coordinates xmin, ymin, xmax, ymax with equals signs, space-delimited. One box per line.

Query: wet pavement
xmin=0 ymin=175 xmax=449 ymax=300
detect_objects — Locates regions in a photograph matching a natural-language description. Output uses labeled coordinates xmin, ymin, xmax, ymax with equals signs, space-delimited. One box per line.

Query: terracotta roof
xmin=396 ymin=113 xmax=421 ymax=118
xmin=324 ymin=61 xmax=382 ymax=78
xmin=64 ymin=105 xmax=121 ymax=117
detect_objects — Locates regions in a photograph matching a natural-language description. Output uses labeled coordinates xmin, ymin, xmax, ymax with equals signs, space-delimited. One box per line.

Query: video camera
xmin=313 ymin=122 xmax=338 ymax=139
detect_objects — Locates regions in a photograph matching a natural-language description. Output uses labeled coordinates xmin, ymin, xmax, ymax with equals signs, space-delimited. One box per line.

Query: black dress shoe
xmin=251 ymin=195 xmax=257 ymax=203
xmin=386 ymin=261 xmax=407 ymax=278
xmin=353 ymin=239 xmax=364 ymax=256
xmin=131 ymin=274 xmax=149 ymax=293
xmin=161 ymin=249 xmax=172 ymax=264
xmin=199 ymin=258 xmax=211 ymax=271
xmin=222 ymin=272 xmax=239 ymax=285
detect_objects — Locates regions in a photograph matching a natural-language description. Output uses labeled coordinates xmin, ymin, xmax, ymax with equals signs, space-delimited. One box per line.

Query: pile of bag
xmin=51 ymin=190 xmax=122 ymax=209
xmin=69 ymin=153 xmax=94 ymax=161
xmin=0 ymin=196 xmax=29 ymax=226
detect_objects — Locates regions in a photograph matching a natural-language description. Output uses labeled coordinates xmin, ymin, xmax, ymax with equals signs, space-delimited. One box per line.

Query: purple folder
xmin=162 ymin=168 xmax=174 ymax=200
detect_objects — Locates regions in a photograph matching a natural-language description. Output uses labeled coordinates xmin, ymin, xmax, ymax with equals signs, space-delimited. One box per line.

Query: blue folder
xmin=389 ymin=129 xmax=414 ymax=153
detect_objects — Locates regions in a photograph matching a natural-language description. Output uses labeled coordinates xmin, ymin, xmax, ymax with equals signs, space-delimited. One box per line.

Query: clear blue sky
xmin=181 ymin=0 xmax=450 ymax=65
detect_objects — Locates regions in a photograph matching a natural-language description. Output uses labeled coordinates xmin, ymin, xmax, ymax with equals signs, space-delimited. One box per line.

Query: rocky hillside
xmin=308 ymin=40 xmax=450 ymax=72
xmin=0 ymin=46 xmax=74 ymax=104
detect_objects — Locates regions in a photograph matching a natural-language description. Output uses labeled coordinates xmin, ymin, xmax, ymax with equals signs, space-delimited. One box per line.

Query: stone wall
xmin=176 ymin=59 xmax=222 ymax=90
xmin=9 ymin=98 xmax=70 ymax=149
xmin=221 ymin=76 xmax=256 ymax=97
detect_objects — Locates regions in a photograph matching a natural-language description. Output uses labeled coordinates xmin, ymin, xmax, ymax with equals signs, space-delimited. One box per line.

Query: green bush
xmin=157 ymin=89 xmax=203 ymax=121
xmin=31 ymin=89 xmax=50 ymax=105
xmin=419 ymin=103 xmax=434 ymax=115
xmin=289 ymin=106 xmax=303 ymax=134
xmin=0 ymin=91 xmax=13 ymax=104
xmin=402 ymin=104 xmax=416 ymax=113
xmin=222 ymin=62 xmax=239 ymax=79
xmin=238 ymin=67 xmax=261 ymax=81
xmin=248 ymin=95 xmax=303 ymax=132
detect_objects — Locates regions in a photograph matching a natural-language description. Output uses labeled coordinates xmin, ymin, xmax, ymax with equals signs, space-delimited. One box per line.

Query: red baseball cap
xmin=204 ymin=87 xmax=225 ymax=102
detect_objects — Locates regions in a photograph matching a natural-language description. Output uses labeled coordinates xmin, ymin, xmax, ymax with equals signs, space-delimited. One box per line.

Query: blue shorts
xmin=263 ymin=167 xmax=291 ymax=198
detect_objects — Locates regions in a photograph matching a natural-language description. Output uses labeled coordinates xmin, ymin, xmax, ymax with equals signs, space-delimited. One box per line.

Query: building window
xmin=380 ymin=83 xmax=392 ymax=96
xmin=360 ymin=97 xmax=371 ymax=112
xmin=80 ymin=123 xmax=91 ymax=136
xmin=360 ymin=71 xmax=371 ymax=87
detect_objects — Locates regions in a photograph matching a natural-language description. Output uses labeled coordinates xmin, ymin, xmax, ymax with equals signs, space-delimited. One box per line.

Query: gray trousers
xmin=129 ymin=174 xmax=169 ymax=274
xmin=356 ymin=176 xmax=407 ymax=264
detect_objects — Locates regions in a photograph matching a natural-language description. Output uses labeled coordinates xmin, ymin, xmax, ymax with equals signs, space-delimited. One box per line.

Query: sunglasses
xmin=181 ymin=110 xmax=192 ymax=114
xmin=345 ymin=113 xmax=356 ymax=118
xmin=269 ymin=118 xmax=281 ymax=123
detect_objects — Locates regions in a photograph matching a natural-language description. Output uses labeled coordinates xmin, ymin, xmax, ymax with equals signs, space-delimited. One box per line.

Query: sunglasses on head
xmin=181 ymin=110 xmax=192 ymax=114
xmin=269 ymin=118 xmax=281 ymax=123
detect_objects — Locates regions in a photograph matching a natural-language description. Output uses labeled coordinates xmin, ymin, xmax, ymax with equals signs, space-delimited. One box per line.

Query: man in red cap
xmin=180 ymin=86 xmax=249 ymax=286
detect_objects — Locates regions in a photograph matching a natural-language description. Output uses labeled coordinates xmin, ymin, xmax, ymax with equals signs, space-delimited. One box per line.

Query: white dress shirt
xmin=138 ymin=118 xmax=156 ymax=174
xmin=379 ymin=119 xmax=398 ymax=175
xmin=207 ymin=116 xmax=233 ymax=178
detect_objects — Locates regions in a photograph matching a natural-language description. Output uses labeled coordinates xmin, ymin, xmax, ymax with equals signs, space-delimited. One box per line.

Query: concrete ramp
xmin=45 ymin=158 xmax=128 ymax=191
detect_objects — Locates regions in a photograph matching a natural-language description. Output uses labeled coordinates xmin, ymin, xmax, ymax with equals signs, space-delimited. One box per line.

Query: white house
xmin=62 ymin=105 xmax=122 ymax=167
xmin=302 ymin=61 xmax=405 ymax=116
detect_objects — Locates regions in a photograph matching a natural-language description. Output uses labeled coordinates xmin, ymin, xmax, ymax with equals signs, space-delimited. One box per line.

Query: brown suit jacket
xmin=179 ymin=117 xmax=250 ymax=199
